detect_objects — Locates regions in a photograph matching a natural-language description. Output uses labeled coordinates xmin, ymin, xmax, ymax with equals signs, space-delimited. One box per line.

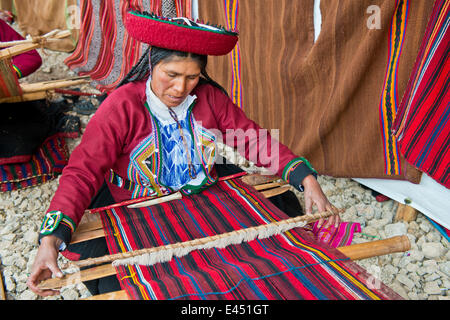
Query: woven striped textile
xmin=378 ymin=0 xmax=410 ymax=176
xmin=99 ymin=178 xmax=401 ymax=300
xmin=64 ymin=0 xmax=192 ymax=93
xmin=393 ymin=0 xmax=450 ymax=188
xmin=223 ymin=0 xmax=243 ymax=108
xmin=305 ymin=221 xmax=361 ymax=248
xmin=0 ymin=134 xmax=69 ymax=192
xmin=0 ymin=58 xmax=22 ymax=98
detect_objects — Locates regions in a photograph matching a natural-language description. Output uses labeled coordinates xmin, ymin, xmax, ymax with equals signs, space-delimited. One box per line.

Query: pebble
xmin=0 ymin=50 xmax=448 ymax=301
xmin=422 ymin=242 xmax=445 ymax=259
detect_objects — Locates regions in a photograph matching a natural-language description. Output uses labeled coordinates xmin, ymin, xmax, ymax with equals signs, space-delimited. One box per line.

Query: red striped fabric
xmin=64 ymin=0 xmax=162 ymax=93
xmin=0 ymin=134 xmax=69 ymax=192
xmin=393 ymin=0 xmax=450 ymax=188
xmin=99 ymin=178 xmax=401 ymax=300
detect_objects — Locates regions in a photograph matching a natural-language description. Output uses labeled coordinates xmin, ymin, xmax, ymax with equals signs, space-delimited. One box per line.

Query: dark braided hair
xmin=116 ymin=46 xmax=228 ymax=96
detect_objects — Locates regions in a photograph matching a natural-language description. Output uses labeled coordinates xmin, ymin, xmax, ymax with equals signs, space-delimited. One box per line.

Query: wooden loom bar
xmin=0 ymin=30 xmax=71 ymax=59
xmin=19 ymin=76 xmax=90 ymax=94
xmin=38 ymin=235 xmax=410 ymax=292
xmin=0 ymin=90 xmax=50 ymax=104
xmin=68 ymin=210 xmax=338 ymax=269
xmin=337 ymin=235 xmax=410 ymax=260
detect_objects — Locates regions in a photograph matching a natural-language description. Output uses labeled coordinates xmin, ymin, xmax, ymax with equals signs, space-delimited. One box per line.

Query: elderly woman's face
xmin=150 ymin=56 xmax=201 ymax=107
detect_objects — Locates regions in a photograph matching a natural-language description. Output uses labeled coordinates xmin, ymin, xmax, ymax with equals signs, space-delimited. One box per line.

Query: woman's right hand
xmin=26 ymin=235 xmax=64 ymax=296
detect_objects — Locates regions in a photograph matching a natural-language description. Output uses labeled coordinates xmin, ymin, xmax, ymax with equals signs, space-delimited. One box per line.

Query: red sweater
xmin=0 ymin=19 xmax=42 ymax=78
xmin=43 ymin=79 xmax=315 ymax=244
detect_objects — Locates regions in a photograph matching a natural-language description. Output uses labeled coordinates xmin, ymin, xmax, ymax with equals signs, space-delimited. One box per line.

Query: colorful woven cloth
xmin=100 ymin=178 xmax=401 ymax=300
xmin=304 ymin=221 xmax=361 ymax=248
xmin=0 ymin=134 xmax=69 ymax=192
xmin=393 ymin=0 xmax=450 ymax=188
xmin=64 ymin=0 xmax=192 ymax=93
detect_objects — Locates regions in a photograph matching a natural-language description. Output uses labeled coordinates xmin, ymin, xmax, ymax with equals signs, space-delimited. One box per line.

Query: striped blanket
xmin=64 ymin=0 xmax=192 ymax=93
xmin=99 ymin=178 xmax=401 ymax=300
xmin=0 ymin=134 xmax=69 ymax=192
xmin=393 ymin=0 xmax=450 ymax=188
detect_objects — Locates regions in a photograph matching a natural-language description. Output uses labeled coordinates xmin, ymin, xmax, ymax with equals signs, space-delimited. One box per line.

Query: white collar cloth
xmin=145 ymin=77 xmax=197 ymax=125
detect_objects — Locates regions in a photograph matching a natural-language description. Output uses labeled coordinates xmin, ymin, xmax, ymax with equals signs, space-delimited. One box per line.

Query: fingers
xmin=27 ymin=265 xmax=61 ymax=297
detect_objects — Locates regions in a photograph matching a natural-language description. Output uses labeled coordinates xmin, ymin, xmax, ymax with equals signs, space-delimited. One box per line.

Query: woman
xmin=27 ymin=12 xmax=340 ymax=297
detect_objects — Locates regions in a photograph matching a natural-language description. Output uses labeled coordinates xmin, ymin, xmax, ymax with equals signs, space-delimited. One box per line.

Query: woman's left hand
xmin=301 ymin=174 xmax=341 ymax=228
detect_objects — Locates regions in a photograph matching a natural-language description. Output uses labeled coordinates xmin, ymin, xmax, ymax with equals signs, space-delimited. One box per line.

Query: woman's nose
xmin=173 ymin=78 xmax=186 ymax=94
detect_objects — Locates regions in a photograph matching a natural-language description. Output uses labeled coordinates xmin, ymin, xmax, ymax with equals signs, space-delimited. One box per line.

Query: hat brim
xmin=125 ymin=11 xmax=238 ymax=56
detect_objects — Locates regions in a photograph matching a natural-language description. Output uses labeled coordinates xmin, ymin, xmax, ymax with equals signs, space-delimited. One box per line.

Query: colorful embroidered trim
xmin=379 ymin=0 xmax=410 ymax=175
xmin=224 ymin=0 xmax=243 ymax=108
xmin=39 ymin=211 xmax=75 ymax=235
xmin=282 ymin=157 xmax=317 ymax=182
xmin=12 ymin=64 xmax=22 ymax=78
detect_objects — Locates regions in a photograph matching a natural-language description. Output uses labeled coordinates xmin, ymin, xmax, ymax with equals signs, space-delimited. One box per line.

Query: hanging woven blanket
xmin=393 ymin=0 xmax=450 ymax=188
xmin=99 ymin=178 xmax=401 ymax=300
xmin=64 ymin=0 xmax=192 ymax=93
xmin=0 ymin=134 xmax=69 ymax=192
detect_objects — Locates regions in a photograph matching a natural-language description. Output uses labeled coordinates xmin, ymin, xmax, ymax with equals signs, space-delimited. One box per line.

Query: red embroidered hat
xmin=125 ymin=11 xmax=238 ymax=56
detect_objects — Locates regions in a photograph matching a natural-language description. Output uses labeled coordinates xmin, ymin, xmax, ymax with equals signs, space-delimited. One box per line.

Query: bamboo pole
xmin=337 ymin=235 xmax=410 ymax=260
xmin=0 ymin=90 xmax=49 ymax=104
xmin=20 ymin=76 xmax=90 ymax=93
xmin=0 ymin=30 xmax=71 ymax=59
xmin=66 ymin=211 xmax=337 ymax=269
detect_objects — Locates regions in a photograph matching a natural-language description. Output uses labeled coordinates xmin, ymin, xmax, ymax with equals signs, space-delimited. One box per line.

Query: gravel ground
xmin=0 ymin=49 xmax=448 ymax=300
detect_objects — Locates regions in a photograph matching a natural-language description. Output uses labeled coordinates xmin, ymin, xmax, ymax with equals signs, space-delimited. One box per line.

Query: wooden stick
xmin=70 ymin=229 xmax=105 ymax=244
xmin=253 ymin=181 xmax=288 ymax=191
xmin=338 ymin=235 xmax=410 ymax=260
xmin=82 ymin=289 xmax=129 ymax=300
xmin=66 ymin=211 xmax=336 ymax=269
xmin=0 ymin=266 xmax=6 ymax=300
xmin=38 ymin=264 xmax=116 ymax=291
xmin=20 ymin=77 xmax=90 ymax=93
xmin=260 ymin=185 xmax=290 ymax=198
xmin=0 ymin=30 xmax=71 ymax=47
xmin=240 ymin=174 xmax=279 ymax=186
xmin=39 ymin=235 xmax=411 ymax=292
xmin=0 ymin=90 xmax=49 ymax=104
xmin=126 ymin=192 xmax=182 ymax=209
xmin=0 ymin=30 xmax=71 ymax=59
xmin=395 ymin=203 xmax=418 ymax=222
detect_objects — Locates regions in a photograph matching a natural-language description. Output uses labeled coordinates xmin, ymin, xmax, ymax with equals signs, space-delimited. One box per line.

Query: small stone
xmin=384 ymin=222 xmax=407 ymax=238
xmin=422 ymin=242 xmax=444 ymax=259
xmin=396 ymin=274 xmax=415 ymax=290
xmin=390 ymin=281 xmax=409 ymax=300
xmin=61 ymin=288 xmax=79 ymax=300
xmin=18 ymin=290 xmax=37 ymax=300
xmin=1 ymin=233 xmax=16 ymax=242
xmin=419 ymin=222 xmax=431 ymax=233
xmin=406 ymin=263 xmax=419 ymax=273
xmin=23 ymin=229 xmax=38 ymax=244
xmin=423 ymin=281 xmax=442 ymax=295
xmin=424 ymin=272 xmax=441 ymax=282
xmin=4 ymin=276 xmax=15 ymax=292
xmin=439 ymin=261 xmax=450 ymax=277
